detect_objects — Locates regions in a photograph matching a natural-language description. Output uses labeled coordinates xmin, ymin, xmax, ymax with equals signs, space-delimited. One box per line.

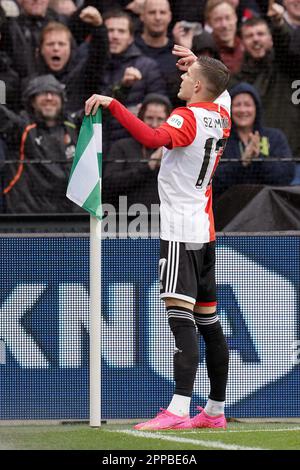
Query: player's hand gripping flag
xmin=66 ymin=109 xmax=102 ymax=218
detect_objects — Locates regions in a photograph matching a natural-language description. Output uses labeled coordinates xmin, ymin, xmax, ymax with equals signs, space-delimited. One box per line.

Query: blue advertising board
xmin=0 ymin=236 xmax=299 ymax=419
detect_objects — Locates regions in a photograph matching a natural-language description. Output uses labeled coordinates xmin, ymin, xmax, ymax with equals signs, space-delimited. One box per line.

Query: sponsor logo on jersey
xmin=167 ymin=114 xmax=184 ymax=129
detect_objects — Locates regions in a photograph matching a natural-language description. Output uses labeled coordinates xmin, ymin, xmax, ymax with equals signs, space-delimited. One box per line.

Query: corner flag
xmin=66 ymin=109 xmax=103 ymax=427
xmin=67 ymin=109 xmax=102 ymax=218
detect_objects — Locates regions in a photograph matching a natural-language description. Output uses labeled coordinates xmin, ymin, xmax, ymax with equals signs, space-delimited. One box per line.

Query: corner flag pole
xmin=89 ymin=215 xmax=101 ymax=427
xmin=66 ymin=108 xmax=103 ymax=427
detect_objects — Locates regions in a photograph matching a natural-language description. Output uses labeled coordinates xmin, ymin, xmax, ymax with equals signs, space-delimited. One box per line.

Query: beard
xmin=39 ymin=108 xmax=60 ymax=119
xmin=33 ymin=107 xmax=63 ymax=124
xmin=147 ymin=29 xmax=166 ymax=39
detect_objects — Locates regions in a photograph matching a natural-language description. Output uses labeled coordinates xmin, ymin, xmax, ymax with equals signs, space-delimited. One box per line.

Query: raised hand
xmin=126 ymin=0 xmax=146 ymax=15
xmin=79 ymin=6 xmax=103 ymax=27
xmin=241 ymin=131 xmax=261 ymax=166
xmin=172 ymin=22 xmax=194 ymax=50
xmin=121 ymin=67 xmax=143 ymax=87
xmin=172 ymin=45 xmax=197 ymax=72
xmin=267 ymin=2 xmax=284 ymax=26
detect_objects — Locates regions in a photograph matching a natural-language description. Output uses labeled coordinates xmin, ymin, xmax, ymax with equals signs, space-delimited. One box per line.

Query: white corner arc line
xmin=109 ymin=429 xmax=263 ymax=451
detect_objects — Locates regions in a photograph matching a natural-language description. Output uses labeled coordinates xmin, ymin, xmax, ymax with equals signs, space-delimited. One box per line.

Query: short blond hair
xmin=39 ymin=21 xmax=73 ymax=47
xmin=205 ymin=0 xmax=236 ymax=22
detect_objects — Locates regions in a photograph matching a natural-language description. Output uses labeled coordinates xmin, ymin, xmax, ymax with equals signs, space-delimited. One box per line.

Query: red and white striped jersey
xmin=158 ymin=90 xmax=231 ymax=243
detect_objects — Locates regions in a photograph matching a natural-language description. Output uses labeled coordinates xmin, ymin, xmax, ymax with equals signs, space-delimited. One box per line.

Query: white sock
xmin=204 ymin=399 xmax=225 ymax=417
xmin=167 ymin=394 xmax=191 ymax=417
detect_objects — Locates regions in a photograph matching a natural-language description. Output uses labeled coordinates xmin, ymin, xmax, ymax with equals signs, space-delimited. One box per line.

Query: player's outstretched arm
xmin=85 ymin=95 xmax=171 ymax=148
xmin=172 ymin=44 xmax=198 ymax=72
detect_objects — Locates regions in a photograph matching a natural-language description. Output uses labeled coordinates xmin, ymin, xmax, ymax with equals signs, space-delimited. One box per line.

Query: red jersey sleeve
xmin=159 ymin=107 xmax=197 ymax=149
xmin=108 ymin=99 xmax=171 ymax=148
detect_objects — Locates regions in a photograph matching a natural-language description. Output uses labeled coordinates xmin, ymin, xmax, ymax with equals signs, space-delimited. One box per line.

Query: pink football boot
xmin=134 ymin=408 xmax=190 ymax=431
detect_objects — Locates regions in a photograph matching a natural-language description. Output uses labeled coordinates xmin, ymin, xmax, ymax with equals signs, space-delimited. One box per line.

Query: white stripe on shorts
xmin=165 ymin=241 xmax=180 ymax=294
xmin=171 ymin=242 xmax=180 ymax=293
xmin=168 ymin=242 xmax=176 ymax=294
xmin=165 ymin=241 xmax=172 ymax=293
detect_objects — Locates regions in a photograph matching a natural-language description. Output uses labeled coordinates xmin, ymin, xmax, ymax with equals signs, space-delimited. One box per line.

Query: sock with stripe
xmin=167 ymin=306 xmax=199 ymax=400
xmin=195 ymin=312 xmax=229 ymax=403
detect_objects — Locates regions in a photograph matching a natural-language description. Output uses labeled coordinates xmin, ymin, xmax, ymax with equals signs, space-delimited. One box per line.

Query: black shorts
xmin=159 ymin=240 xmax=216 ymax=306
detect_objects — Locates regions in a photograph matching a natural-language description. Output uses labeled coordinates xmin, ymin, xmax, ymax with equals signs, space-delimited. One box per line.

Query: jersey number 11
xmin=196 ymin=137 xmax=227 ymax=189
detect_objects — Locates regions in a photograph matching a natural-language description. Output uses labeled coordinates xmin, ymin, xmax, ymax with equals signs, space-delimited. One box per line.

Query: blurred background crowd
xmin=0 ymin=0 xmax=299 ymax=225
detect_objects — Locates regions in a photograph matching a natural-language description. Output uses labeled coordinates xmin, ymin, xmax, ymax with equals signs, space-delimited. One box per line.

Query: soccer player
xmin=85 ymin=45 xmax=231 ymax=430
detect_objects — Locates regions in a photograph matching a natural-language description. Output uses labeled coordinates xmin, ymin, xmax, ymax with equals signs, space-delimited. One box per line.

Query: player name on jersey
xmin=203 ymin=116 xmax=230 ymax=129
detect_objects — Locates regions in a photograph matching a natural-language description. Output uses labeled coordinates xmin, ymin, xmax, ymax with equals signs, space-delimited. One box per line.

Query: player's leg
xmin=193 ymin=241 xmax=229 ymax=428
xmin=134 ymin=241 xmax=199 ymax=431
xmin=164 ymin=297 xmax=199 ymax=419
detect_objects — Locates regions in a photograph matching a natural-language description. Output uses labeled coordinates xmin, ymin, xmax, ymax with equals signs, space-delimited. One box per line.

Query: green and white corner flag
xmin=67 ymin=109 xmax=103 ymax=427
xmin=67 ymin=109 xmax=102 ymax=218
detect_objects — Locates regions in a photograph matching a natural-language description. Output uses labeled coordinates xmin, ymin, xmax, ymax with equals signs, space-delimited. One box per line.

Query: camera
xmin=180 ymin=21 xmax=203 ymax=35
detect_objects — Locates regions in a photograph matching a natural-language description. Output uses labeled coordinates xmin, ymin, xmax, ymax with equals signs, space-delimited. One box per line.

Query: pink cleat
xmin=191 ymin=406 xmax=227 ymax=429
xmin=134 ymin=408 xmax=190 ymax=431
xmin=171 ymin=418 xmax=194 ymax=429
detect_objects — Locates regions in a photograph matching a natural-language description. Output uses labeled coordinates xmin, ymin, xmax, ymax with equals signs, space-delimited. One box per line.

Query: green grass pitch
xmin=0 ymin=422 xmax=300 ymax=450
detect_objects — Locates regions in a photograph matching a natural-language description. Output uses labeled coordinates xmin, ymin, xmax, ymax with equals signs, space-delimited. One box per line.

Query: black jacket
xmin=0 ymin=104 xmax=82 ymax=213
xmin=214 ymin=83 xmax=295 ymax=198
xmin=0 ymin=9 xmax=64 ymax=78
xmin=231 ymin=22 xmax=300 ymax=157
xmin=99 ymin=43 xmax=167 ymax=149
xmin=103 ymin=137 xmax=160 ymax=210
xmin=0 ymin=51 xmax=20 ymax=110
xmin=134 ymin=35 xmax=181 ymax=107
xmin=27 ymin=25 xmax=109 ymax=113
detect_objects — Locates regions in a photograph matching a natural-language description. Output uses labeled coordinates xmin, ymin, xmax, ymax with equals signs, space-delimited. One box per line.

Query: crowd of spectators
xmin=0 ymin=0 xmax=299 ymax=214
